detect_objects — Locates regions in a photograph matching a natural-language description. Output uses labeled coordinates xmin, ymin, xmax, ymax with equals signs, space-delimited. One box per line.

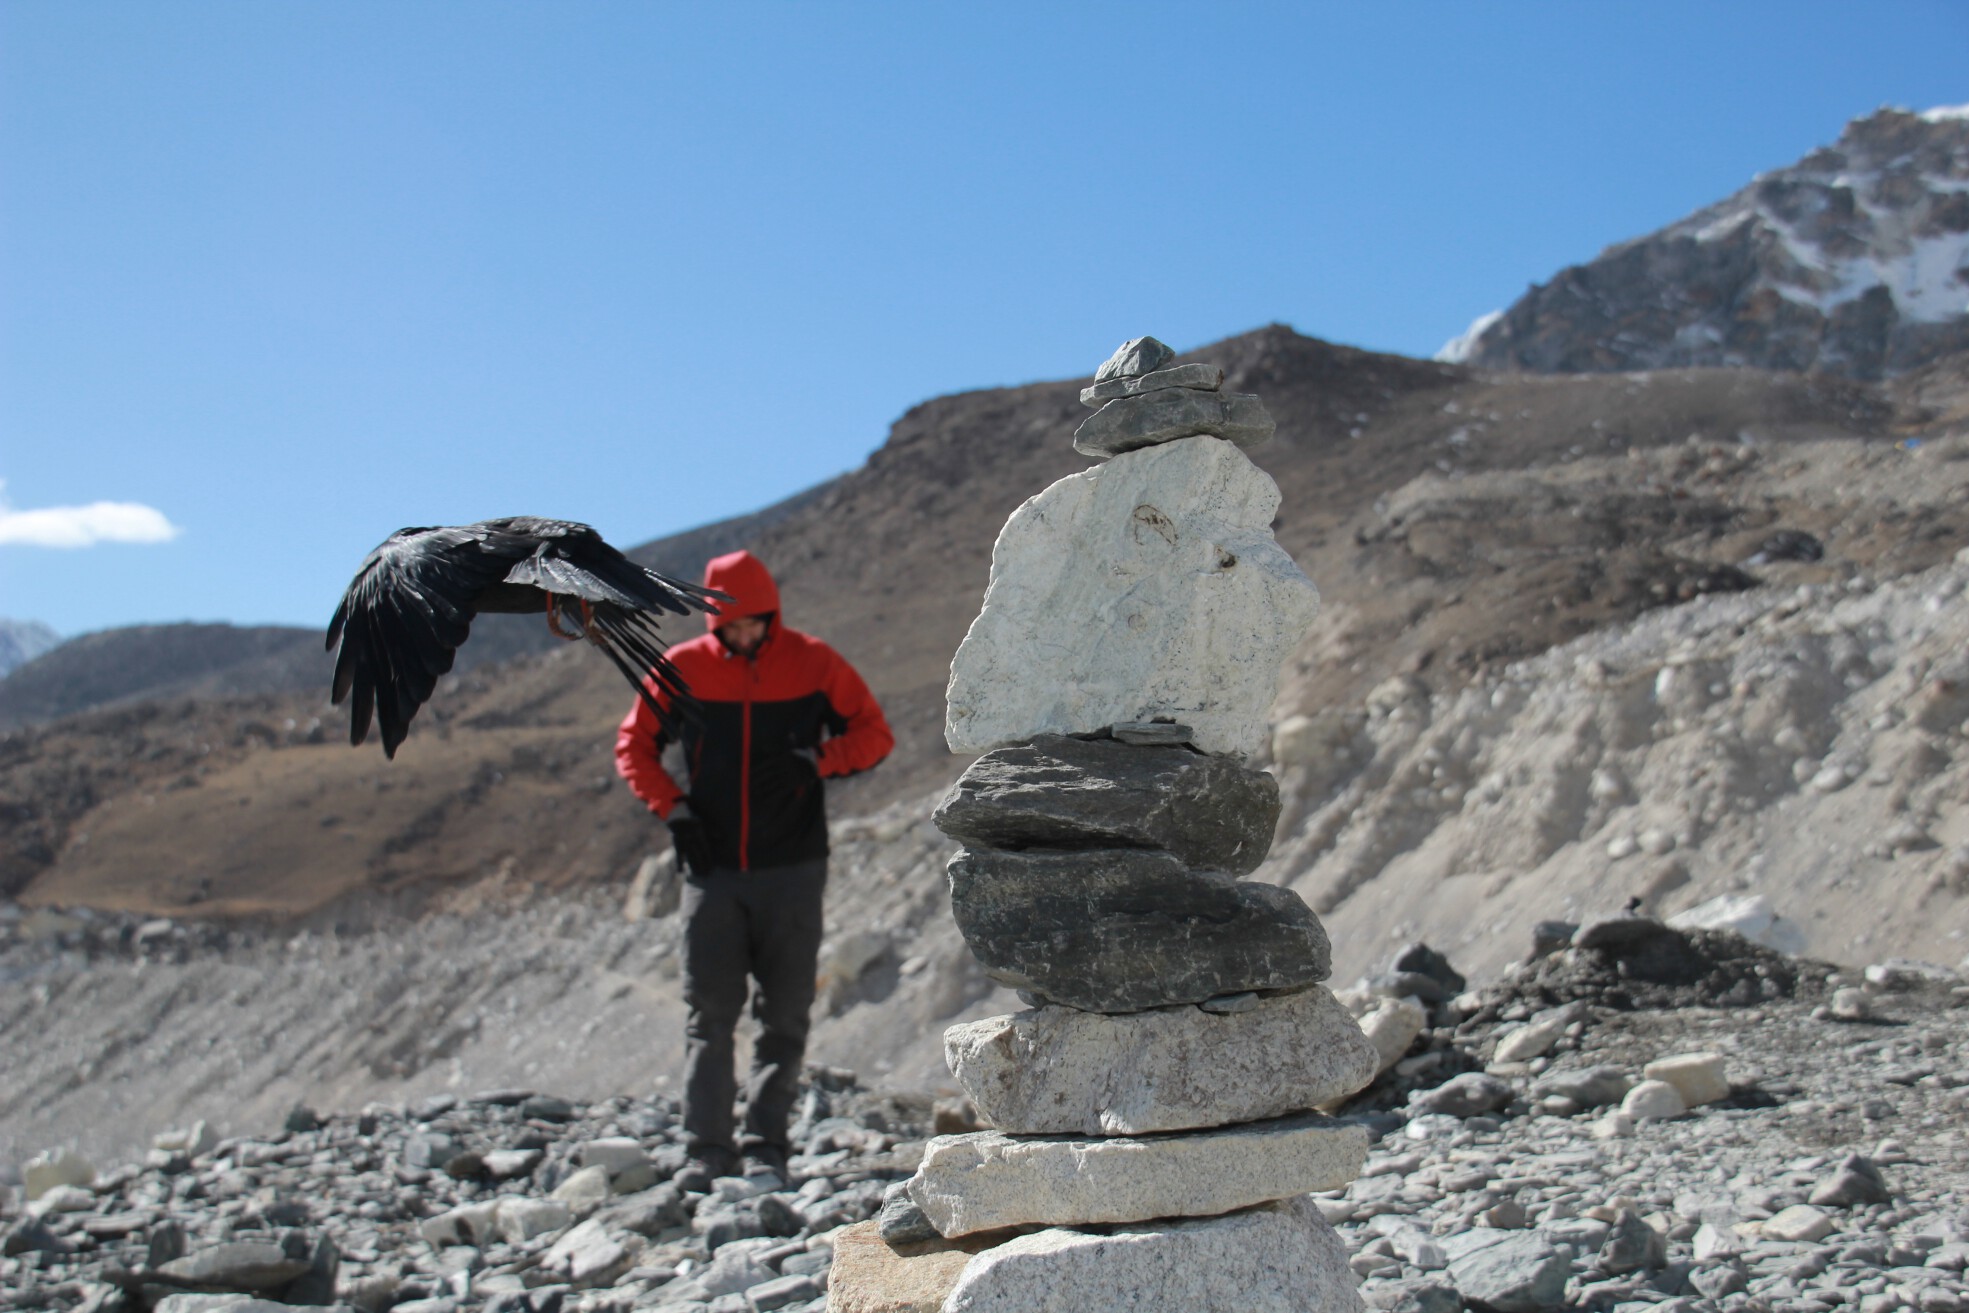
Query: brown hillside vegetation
xmin=5 ymin=325 xmax=1965 ymax=919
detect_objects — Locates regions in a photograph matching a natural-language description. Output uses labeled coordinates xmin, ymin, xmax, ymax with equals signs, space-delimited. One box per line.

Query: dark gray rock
xmin=1809 ymin=1154 xmax=1891 ymax=1206
xmin=1364 ymin=970 xmax=1454 ymax=1004
xmin=470 ymin=1088 xmax=534 ymax=1107
xmin=933 ymin=734 xmax=1281 ymax=875
xmin=1447 ymin=1235 xmax=1572 ymax=1312
xmin=1409 ymin=1072 xmax=1514 ymax=1118
xmin=692 ymin=1200 xmax=768 ymax=1249
xmin=1531 ymin=1066 xmax=1632 ymax=1109
xmin=281 ymin=1233 xmax=341 ymax=1305
xmin=147 ymin=1220 xmax=188 ymax=1267
xmin=1598 ymin=1209 xmax=1664 ymax=1274
xmin=597 ymin=1184 xmax=688 ymax=1236
xmin=1389 ymin=943 xmax=1466 ymax=996
xmin=1573 ymin=917 xmax=1671 ymax=951
xmin=1366 ymin=1280 xmax=1462 ymax=1313
xmin=1080 ymin=362 xmax=1224 ymax=407
xmin=946 ymin=847 xmax=1331 ymax=1012
xmin=283 ymin=1105 xmax=321 ymax=1133
xmin=748 ymin=1274 xmax=823 ymax=1311
xmin=413 ymin=1094 xmax=458 ymax=1120
xmin=519 ymin=1095 xmax=576 ymax=1122
xmin=3 ymin=1218 xmax=70 ymax=1257
xmin=1530 ymin=920 xmax=1578 ymax=957
xmin=1073 ymin=388 xmax=1275 ymax=458
xmin=1093 ymin=336 xmax=1176 ymax=383
xmin=878 ymin=1181 xmax=941 ymax=1246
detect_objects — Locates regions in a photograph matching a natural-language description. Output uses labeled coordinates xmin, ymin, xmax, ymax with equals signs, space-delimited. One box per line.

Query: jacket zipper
xmin=739 ymin=656 xmax=754 ymax=871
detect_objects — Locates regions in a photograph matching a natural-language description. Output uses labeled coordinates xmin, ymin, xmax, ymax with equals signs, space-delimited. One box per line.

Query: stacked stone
xmin=852 ymin=339 xmax=1380 ymax=1312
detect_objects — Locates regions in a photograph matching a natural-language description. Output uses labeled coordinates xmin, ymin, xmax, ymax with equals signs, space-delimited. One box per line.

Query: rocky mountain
xmin=3 ymin=327 xmax=1932 ymax=914
xmin=0 ymin=625 xmax=328 ymax=732
xmin=1445 ymin=106 xmax=1969 ymax=380
xmin=0 ymin=618 xmax=60 ymax=679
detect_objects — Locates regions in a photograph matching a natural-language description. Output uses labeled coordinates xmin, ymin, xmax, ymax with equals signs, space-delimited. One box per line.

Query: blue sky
xmin=3 ymin=2 xmax=1964 ymax=636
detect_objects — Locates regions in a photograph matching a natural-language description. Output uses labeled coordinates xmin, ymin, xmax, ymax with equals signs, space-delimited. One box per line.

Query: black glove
xmin=752 ymin=746 xmax=819 ymax=798
xmin=665 ymin=800 xmax=714 ymax=877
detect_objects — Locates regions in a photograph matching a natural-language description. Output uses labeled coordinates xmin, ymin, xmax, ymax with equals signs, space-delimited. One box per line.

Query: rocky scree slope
xmin=1261 ymin=432 xmax=1969 ymax=985
xmin=1449 ymin=106 xmax=1969 ymax=380
xmin=4 ymin=924 xmax=1966 ymax=1313
xmin=0 ymin=801 xmax=1012 ymax=1177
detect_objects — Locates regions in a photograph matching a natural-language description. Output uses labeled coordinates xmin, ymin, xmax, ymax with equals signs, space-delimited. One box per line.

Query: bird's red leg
xmin=545 ymin=591 xmax=582 ymax=642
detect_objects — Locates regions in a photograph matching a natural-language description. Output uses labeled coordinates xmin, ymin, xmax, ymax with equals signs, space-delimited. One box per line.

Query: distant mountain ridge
xmin=0 ymin=484 xmax=839 ymax=732
xmin=0 ymin=619 xmax=60 ymax=678
xmin=1446 ymin=105 xmax=1969 ymax=379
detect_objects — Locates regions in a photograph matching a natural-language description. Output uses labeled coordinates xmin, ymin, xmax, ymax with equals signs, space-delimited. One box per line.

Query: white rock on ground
xmin=1358 ymin=996 xmax=1427 ymax=1077
xmin=1642 ymin=1052 xmax=1731 ymax=1107
xmin=945 ymin=435 xmax=1321 ymax=758
xmin=1618 ymin=1079 xmax=1688 ymax=1122
xmin=944 ymin=986 xmax=1377 ymax=1136
xmin=22 ymin=1146 xmax=94 ymax=1201
xmin=942 ymin=1196 xmax=1363 ymax=1313
xmin=908 ymin=1113 xmax=1368 ymax=1237
xmin=1667 ymin=894 xmax=1809 ymax=956
xmin=1494 ymin=1014 xmax=1568 ymax=1064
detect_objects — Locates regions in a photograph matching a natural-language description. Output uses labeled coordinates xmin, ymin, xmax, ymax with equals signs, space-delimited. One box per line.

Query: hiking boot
xmin=673 ymin=1146 xmax=737 ymax=1193
xmin=739 ymin=1144 xmax=789 ymax=1188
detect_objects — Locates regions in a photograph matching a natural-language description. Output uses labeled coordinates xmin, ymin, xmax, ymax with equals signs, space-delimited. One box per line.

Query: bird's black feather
xmin=326 ymin=519 xmax=720 ymax=757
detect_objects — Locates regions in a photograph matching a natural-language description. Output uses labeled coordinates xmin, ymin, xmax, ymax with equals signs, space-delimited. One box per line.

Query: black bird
xmin=327 ymin=517 xmax=723 ymax=758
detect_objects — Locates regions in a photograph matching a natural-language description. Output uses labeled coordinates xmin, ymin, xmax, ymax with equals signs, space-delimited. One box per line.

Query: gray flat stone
xmin=946 ymin=847 xmax=1330 ymax=1012
xmin=933 ymin=733 xmax=1280 ymax=874
xmin=944 ymin=1196 xmax=1363 ymax=1313
xmin=945 ymin=986 xmax=1378 ymax=1136
xmin=1074 ymin=389 xmax=1275 ymax=457
xmin=1081 ymin=362 xmax=1224 ymax=407
xmin=909 ymin=1112 xmax=1368 ymax=1237
xmin=1093 ymin=336 xmax=1177 ymax=383
xmin=157 ymin=1241 xmax=312 ymax=1291
xmin=1445 ymin=1234 xmax=1571 ymax=1312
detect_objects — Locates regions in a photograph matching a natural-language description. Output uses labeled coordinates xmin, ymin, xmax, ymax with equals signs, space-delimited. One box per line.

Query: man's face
xmin=718 ymin=614 xmax=770 ymax=657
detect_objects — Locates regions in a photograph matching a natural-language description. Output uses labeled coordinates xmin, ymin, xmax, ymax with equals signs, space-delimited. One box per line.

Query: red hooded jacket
xmin=614 ymin=550 xmax=893 ymax=871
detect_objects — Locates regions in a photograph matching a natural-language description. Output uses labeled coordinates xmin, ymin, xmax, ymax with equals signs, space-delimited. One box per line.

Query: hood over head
xmin=702 ymin=550 xmax=781 ymax=631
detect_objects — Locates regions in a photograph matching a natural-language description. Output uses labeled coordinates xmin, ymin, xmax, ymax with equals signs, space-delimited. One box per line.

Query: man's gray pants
xmin=680 ymin=857 xmax=827 ymax=1160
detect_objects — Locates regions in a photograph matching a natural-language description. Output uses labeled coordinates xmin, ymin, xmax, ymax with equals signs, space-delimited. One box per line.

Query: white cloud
xmin=0 ymin=479 xmax=182 ymax=548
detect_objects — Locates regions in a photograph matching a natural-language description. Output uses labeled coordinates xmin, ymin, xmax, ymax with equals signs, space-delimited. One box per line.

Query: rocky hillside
xmin=1447 ymin=106 xmax=1969 ymax=379
xmin=0 ymin=326 xmax=1927 ymax=913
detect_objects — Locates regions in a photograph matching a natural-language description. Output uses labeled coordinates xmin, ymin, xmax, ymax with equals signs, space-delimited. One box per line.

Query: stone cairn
xmin=830 ymin=337 xmax=1382 ymax=1312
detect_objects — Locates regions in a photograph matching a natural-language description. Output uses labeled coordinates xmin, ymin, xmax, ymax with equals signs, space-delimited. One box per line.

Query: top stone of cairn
xmin=1093 ymin=336 xmax=1176 ymax=384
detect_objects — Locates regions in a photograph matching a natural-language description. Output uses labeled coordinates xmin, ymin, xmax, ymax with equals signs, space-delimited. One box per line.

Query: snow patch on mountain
xmin=1455 ymin=105 xmax=1969 ymax=378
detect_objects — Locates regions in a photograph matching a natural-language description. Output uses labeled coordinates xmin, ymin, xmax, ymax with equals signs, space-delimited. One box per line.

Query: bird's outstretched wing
xmin=326 ymin=519 xmax=719 ymax=758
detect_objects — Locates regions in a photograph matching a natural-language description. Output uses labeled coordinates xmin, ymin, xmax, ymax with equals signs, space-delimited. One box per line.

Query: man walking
xmin=615 ymin=549 xmax=893 ymax=1189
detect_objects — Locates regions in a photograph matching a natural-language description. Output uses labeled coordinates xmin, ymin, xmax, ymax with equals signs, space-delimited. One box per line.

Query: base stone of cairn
xmin=943 ymin=1197 xmax=1361 ymax=1313
xmin=831 ymin=337 xmax=1373 ymax=1312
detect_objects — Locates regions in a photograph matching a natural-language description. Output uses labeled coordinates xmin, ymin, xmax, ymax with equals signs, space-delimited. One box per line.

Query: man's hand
xmin=753 ymin=746 xmax=819 ymax=796
xmin=665 ymin=800 xmax=714 ymax=876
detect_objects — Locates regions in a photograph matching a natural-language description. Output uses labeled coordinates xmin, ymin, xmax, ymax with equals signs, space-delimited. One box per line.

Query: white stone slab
xmin=943 ymin=1195 xmax=1363 ymax=1313
xmin=909 ymin=1112 xmax=1367 ymax=1237
xmin=945 ymin=986 xmax=1377 ymax=1136
xmin=945 ymin=436 xmax=1320 ymax=758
